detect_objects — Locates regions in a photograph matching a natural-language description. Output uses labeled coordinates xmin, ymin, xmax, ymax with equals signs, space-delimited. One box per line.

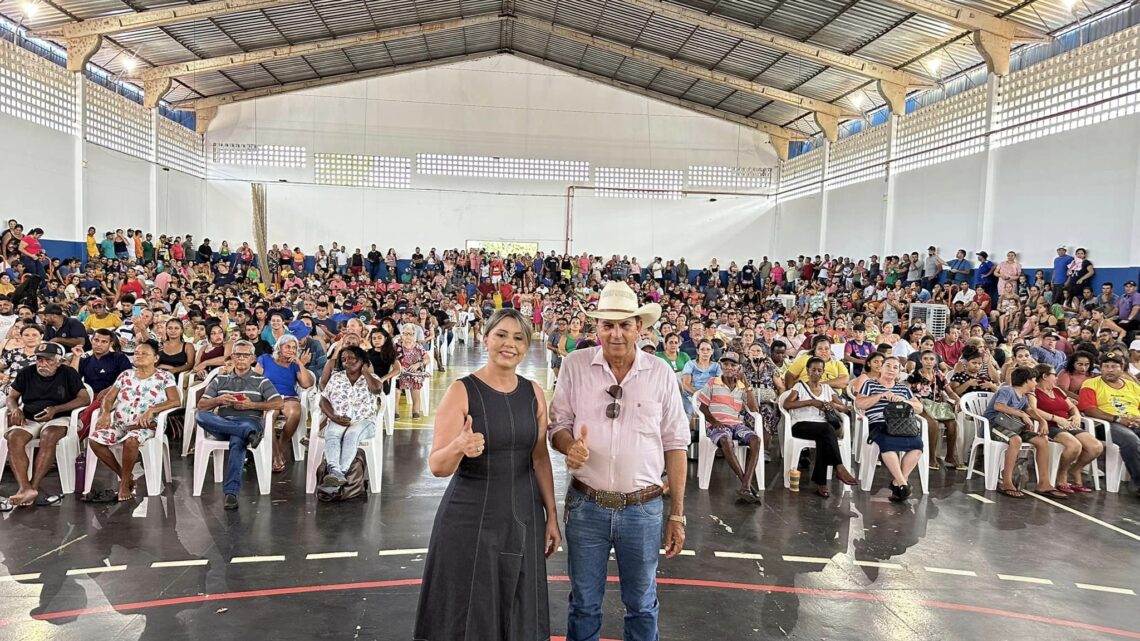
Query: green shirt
xmin=657 ymin=350 xmax=690 ymax=373
xmin=142 ymin=241 xmax=154 ymax=262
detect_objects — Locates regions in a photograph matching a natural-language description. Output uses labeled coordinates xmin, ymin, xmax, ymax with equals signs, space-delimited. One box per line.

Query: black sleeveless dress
xmin=413 ymin=374 xmax=550 ymax=641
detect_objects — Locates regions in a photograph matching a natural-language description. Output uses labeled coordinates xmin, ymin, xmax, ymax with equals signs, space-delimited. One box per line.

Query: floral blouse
xmin=323 ymin=370 xmax=379 ymax=423
xmin=908 ymin=369 xmax=947 ymax=401
xmin=0 ymin=347 xmax=36 ymax=395
xmin=111 ymin=369 xmax=175 ymax=427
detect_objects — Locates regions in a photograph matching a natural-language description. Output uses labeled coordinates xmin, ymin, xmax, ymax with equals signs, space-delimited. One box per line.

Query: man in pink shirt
xmin=549 ymin=281 xmax=688 ymax=641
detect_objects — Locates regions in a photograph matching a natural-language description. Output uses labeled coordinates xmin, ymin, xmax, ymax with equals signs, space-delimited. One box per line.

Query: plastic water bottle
xmin=790 ymin=469 xmax=801 ymax=492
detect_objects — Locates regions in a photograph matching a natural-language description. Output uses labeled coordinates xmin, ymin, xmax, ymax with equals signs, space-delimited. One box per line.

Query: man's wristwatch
xmin=668 ymin=514 xmax=686 ymax=526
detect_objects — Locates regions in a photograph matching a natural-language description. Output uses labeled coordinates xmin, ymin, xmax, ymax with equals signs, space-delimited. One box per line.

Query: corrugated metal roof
xmin=0 ymin=0 xmax=1126 ymax=130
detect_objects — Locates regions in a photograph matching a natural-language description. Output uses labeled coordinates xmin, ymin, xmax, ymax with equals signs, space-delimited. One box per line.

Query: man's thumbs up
xmin=567 ymin=424 xmax=590 ymax=469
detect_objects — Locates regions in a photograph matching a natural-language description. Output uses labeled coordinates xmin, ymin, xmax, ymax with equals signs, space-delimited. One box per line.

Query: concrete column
xmin=882 ymin=114 xmax=900 ymax=256
xmin=977 ymin=73 xmax=1001 ymax=251
xmin=149 ymin=109 xmax=159 ymax=235
xmin=818 ymin=140 xmax=832 ymax=255
xmin=73 ymin=74 xmax=87 ymax=242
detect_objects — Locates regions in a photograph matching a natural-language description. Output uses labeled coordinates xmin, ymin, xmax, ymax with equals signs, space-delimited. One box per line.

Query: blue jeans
xmin=565 ymin=486 xmax=663 ymax=641
xmin=196 ymin=412 xmax=261 ymax=495
xmin=324 ymin=419 xmax=374 ymax=475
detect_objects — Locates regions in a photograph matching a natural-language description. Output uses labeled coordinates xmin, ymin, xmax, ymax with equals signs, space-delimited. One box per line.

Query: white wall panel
xmin=774 ymin=195 xmax=822 ymax=259
xmin=156 ymin=169 xmax=206 ymax=239
xmin=203 ymin=180 xmax=253 ymax=246
xmin=892 ymin=154 xmax=985 ymax=256
xmin=85 ymin=143 xmax=149 ymax=235
xmin=0 ymin=113 xmax=75 ymax=239
xmin=991 ymin=114 xmax=1140 ymax=267
xmin=825 ymin=180 xmax=885 ymax=259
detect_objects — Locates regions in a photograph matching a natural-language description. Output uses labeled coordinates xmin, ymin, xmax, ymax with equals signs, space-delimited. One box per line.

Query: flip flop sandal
xmin=272 ymin=462 xmax=286 ymax=473
xmin=1070 ymin=484 xmax=1093 ymax=493
xmin=0 ymin=498 xmax=14 ymax=513
xmin=1040 ymin=489 xmax=1069 ymax=499
xmin=997 ymin=487 xmax=1024 ymax=498
xmin=34 ymin=494 xmax=63 ymax=506
xmin=1055 ymin=483 xmax=1076 ymax=494
xmin=81 ymin=489 xmax=119 ymax=504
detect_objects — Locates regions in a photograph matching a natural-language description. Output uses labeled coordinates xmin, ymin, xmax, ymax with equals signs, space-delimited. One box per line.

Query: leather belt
xmin=571 ymin=478 xmax=662 ymax=510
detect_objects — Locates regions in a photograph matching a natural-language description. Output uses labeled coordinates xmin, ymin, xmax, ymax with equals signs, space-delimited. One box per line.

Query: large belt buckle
xmin=594 ymin=490 xmax=626 ymax=510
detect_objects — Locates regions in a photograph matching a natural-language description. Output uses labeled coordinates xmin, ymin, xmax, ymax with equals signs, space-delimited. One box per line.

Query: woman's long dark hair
xmin=369 ymin=328 xmax=398 ymax=364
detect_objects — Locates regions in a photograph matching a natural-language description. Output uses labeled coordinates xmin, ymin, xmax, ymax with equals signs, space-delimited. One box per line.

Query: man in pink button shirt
xmin=549 ymin=281 xmax=689 ymax=641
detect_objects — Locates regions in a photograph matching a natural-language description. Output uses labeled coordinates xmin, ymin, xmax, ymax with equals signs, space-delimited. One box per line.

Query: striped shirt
xmin=695 ymin=377 xmax=746 ymax=425
xmin=203 ymin=369 xmax=281 ymax=419
xmin=859 ymin=378 xmax=914 ymax=423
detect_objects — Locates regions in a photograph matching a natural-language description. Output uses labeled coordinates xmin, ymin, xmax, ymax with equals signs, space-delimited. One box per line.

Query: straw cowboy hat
xmin=584 ymin=281 xmax=661 ymax=327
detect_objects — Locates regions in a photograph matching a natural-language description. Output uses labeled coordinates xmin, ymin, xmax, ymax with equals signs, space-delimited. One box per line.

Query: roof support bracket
xmin=814 ymin=112 xmax=838 ymax=143
xmin=974 ymin=30 xmax=1012 ymax=76
xmin=769 ymin=135 xmax=790 ymax=162
xmin=876 ymin=80 xmax=907 ymax=116
xmin=143 ymin=78 xmax=173 ymax=109
xmin=195 ymin=106 xmax=218 ymax=134
xmin=65 ymin=35 xmax=102 ymax=72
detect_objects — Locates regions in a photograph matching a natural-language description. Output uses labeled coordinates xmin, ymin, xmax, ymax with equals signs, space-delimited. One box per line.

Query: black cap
xmin=1126 ymin=280 xmax=1137 ymax=287
xmin=35 ymin=342 xmax=65 ymax=359
xmin=1100 ymin=351 xmax=1126 ymax=366
xmin=976 ymin=251 xmax=988 ymax=259
xmin=41 ymin=304 xmax=64 ymax=316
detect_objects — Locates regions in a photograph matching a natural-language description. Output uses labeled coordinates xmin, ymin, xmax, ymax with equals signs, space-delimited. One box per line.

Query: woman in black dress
xmin=414 ymin=309 xmax=559 ymax=641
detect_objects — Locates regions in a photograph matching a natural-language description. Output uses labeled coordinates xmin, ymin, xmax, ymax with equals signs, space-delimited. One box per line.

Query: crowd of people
xmin=0 ymin=220 xmax=1136 ymax=512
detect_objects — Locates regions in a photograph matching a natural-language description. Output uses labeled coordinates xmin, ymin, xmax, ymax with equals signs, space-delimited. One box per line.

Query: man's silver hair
xmin=232 ymin=339 xmax=256 ymax=353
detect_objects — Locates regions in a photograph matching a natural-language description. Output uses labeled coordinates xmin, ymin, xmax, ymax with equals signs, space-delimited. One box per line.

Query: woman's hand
xmin=139 ymin=408 xmax=156 ymax=429
xmin=95 ymin=411 xmax=112 ymax=429
xmin=544 ymin=519 xmax=562 ymax=559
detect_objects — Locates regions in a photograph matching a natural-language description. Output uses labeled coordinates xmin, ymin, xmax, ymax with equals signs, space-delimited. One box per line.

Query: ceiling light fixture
xmin=20 ymin=0 xmax=41 ymax=18
xmin=925 ymin=57 xmax=942 ymax=76
xmin=121 ymin=56 xmax=138 ymax=72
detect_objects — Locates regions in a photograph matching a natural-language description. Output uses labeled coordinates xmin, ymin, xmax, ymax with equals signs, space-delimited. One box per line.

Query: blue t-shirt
xmin=984 ymin=386 xmax=1029 ymax=423
xmin=257 ymin=354 xmax=301 ymax=397
xmin=79 ymin=351 xmax=134 ymax=393
xmin=1052 ymin=255 xmax=1074 ymax=285
xmin=681 ymin=360 xmax=721 ymax=393
xmin=976 ymin=260 xmax=996 ymax=287
xmin=948 ymin=258 xmax=972 ymax=284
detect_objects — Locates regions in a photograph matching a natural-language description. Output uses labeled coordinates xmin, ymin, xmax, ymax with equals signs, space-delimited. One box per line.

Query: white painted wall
xmin=204 ymin=53 xmax=776 ymax=264
xmin=0 ymin=113 xmax=75 ymax=237
xmin=773 ymin=113 xmax=1140 ymax=268
xmin=85 ymin=143 xmax=150 ymax=235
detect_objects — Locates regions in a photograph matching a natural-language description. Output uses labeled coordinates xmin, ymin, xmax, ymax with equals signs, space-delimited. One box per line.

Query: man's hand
xmin=35 ymin=406 xmax=57 ymax=422
xmin=663 ymin=519 xmax=686 ymax=559
xmin=453 ymin=415 xmax=485 ymax=458
xmin=566 ymin=425 xmax=590 ymax=469
xmin=8 ymin=407 xmax=25 ymax=427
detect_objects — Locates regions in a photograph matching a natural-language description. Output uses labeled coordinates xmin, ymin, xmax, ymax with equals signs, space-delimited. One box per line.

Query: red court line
xmin=12 ymin=575 xmax=1139 ymax=639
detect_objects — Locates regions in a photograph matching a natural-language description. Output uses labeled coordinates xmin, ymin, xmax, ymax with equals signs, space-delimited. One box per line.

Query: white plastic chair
xmin=192 ymin=409 xmax=276 ymax=496
xmin=287 ymin=384 xmax=316 ymax=463
xmin=695 ymin=412 xmax=765 ymax=492
xmin=1082 ymin=417 xmax=1118 ymax=492
xmin=304 ymin=415 xmax=383 ymax=495
xmin=856 ymin=412 xmax=931 ymax=494
xmin=846 ymin=382 xmax=865 ymax=465
xmin=0 ymin=385 xmax=90 ymax=494
xmin=380 ymin=384 xmax=396 ymax=436
xmin=776 ymin=390 xmax=852 ymax=492
xmin=960 ymin=391 xmax=1059 ymax=490
xmin=182 ymin=368 xmax=221 ymax=457
xmin=83 ymin=406 xmax=175 ymax=497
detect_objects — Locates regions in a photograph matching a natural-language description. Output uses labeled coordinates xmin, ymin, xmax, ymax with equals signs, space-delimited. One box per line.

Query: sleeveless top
xmin=159 ymin=341 xmax=189 ymax=368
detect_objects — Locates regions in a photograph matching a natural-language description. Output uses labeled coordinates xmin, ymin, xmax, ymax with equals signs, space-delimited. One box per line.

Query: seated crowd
xmin=0 ymin=220 xmax=1138 ymax=511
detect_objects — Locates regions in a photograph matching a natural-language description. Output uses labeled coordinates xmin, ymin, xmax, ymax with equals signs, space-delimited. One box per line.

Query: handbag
xmin=920 ymin=398 xmax=956 ymax=422
xmin=990 ymin=412 xmax=1025 ymax=434
xmin=799 ymin=383 xmax=844 ymax=437
xmin=754 ymin=386 xmax=777 ymax=404
xmin=883 ymin=401 xmax=921 ymax=437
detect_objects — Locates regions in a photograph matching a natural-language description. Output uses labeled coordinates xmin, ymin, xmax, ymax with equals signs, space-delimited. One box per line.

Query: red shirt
xmin=974 ymin=291 xmax=992 ymax=314
xmin=1034 ymin=387 xmax=1070 ymax=425
xmin=933 ymin=339 xmax=964 ymax=366
xmin=118 ymin=279 xmax=144 ymax=299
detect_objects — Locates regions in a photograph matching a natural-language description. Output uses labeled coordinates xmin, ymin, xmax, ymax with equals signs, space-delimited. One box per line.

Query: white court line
xmin=230 ymin=555 xmax=286 ymax=564
xmin=0 ymin=573 xmax=41 ymax=582
xmin=714 ymin=551 xmax=764 ymax=560
xmin=1023 ymin=491 xmax=1140 ymax=543
xmin=854 ymin=560 xmax=902 ymax=569
xmin=1076 ymin=583 xmax=1136 ymax=596
xmin=998 ymin=574 xmax=1053 ymax=585
xmin=151 ymin=559 xmax=208 ymax=569
xmin=924 ymin=567 xmax=977 ymax=577
xmin=782 ymin=555 xmax=831 ymax=564
xmin=306 ymin=552 xmax=359 ymax=560
xmin=66 ymin=565 xmax=127 ymax=576
xmin=378 ymin=548 xmax=428 ymax=556
xmin=966 ymin=493 xmax=995 ymax=504
xmin=659 ymin=549 xmax=696 ymax=556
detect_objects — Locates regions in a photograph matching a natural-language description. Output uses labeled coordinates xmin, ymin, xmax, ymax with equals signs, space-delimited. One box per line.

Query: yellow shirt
xmin=84 ymin=312 xmax=123 ymax=331
xmin=786 ymin=353 xmax=849 ymax=384
xmin=1079 ymin=376 xmax=1140 ymax=418
xmin=86 ymin=235 xmax=98 ymax=259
